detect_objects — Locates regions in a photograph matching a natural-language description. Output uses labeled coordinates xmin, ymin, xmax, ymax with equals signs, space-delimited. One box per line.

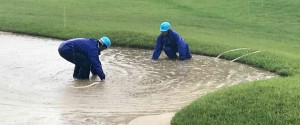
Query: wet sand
xmin=0 ymin=32 xmax=277 ymax=125
xmin=128 ymin=113 xmax=175 ymax=125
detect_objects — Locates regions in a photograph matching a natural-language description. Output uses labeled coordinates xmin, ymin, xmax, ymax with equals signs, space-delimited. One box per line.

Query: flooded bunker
xmin=0 ymin=32 xmax=276 ymax=125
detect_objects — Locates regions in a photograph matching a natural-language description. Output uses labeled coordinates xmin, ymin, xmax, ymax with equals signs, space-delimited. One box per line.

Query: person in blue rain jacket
xmin=58 ymin=36 xmax=111 ymax=80
xmin=152 ymin=22 xmax=192 ymax=61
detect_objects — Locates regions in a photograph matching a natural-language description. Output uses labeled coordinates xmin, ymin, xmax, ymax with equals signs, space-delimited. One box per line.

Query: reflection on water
xmin=0 ymin=32 xmax=277 ymax=125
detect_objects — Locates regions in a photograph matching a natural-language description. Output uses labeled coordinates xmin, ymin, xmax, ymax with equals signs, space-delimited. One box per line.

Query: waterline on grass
xmin=231 ymin=50 xmax=261 ymax=62
xmin=216 ymin=48 xmax=250 ymax=58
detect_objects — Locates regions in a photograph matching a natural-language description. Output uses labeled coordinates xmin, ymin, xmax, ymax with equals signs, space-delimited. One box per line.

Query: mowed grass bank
xmin=0 ymin=0 xmax=300 ymax=124
xmin=172 ymin=75 xmax=300 ymax=125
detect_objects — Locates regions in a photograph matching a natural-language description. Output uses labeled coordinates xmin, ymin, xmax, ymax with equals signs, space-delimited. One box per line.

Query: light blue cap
xmin=99 ymin=36 xmax=111 ymax=48
xmin=160 ymin=22 xmax=171 ymax=31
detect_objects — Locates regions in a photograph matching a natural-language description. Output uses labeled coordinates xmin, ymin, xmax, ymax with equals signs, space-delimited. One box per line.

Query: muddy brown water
xmin=0 ymin=32 xmax=276 ymax=125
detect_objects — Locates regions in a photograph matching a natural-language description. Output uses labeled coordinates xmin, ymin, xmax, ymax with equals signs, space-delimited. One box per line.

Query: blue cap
xmin=160 ymin=22 xmax=171 ymax=31
xmin=99 ymin=36 xmax=111 ymax=48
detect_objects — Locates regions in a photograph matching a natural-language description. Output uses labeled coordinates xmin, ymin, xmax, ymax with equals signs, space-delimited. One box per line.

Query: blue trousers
xmin=164 ymin=46 xmax=192 ymax=59
xmin=164 ymin=47 xmax=178 ymax=59
xmin=58 ymin=48 xmax=93 ymax=79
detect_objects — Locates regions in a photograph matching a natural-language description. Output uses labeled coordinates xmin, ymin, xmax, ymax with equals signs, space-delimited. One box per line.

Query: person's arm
xmin=173 ymin=32 xmax=187 ymax=60
xmin=87 ymin=49 xmax=105 ymax=80
xmin=151 ymin=36 xmax=163 ymax=60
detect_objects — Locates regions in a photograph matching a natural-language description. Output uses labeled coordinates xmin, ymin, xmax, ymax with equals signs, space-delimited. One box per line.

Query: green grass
xmin=171 ymin=75 xmax=300 ymax=125
xmin=1 ymin=0 xmax=300 ymax=124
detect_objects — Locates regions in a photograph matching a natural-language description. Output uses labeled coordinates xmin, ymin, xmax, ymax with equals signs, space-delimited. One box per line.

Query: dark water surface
xmin=0 ymin=32 xmax=276 ymax=125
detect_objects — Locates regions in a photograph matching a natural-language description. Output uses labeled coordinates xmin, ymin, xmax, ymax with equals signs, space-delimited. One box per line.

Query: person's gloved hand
xmin=151 ymin=59 xmax=157 ymax=62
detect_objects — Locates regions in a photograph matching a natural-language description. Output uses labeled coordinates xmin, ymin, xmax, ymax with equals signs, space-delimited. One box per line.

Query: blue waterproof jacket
xmin=152 ymin=30 xmax=189 ymax=60
xmin=59 ymin=38 xmax=105 ymax=79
